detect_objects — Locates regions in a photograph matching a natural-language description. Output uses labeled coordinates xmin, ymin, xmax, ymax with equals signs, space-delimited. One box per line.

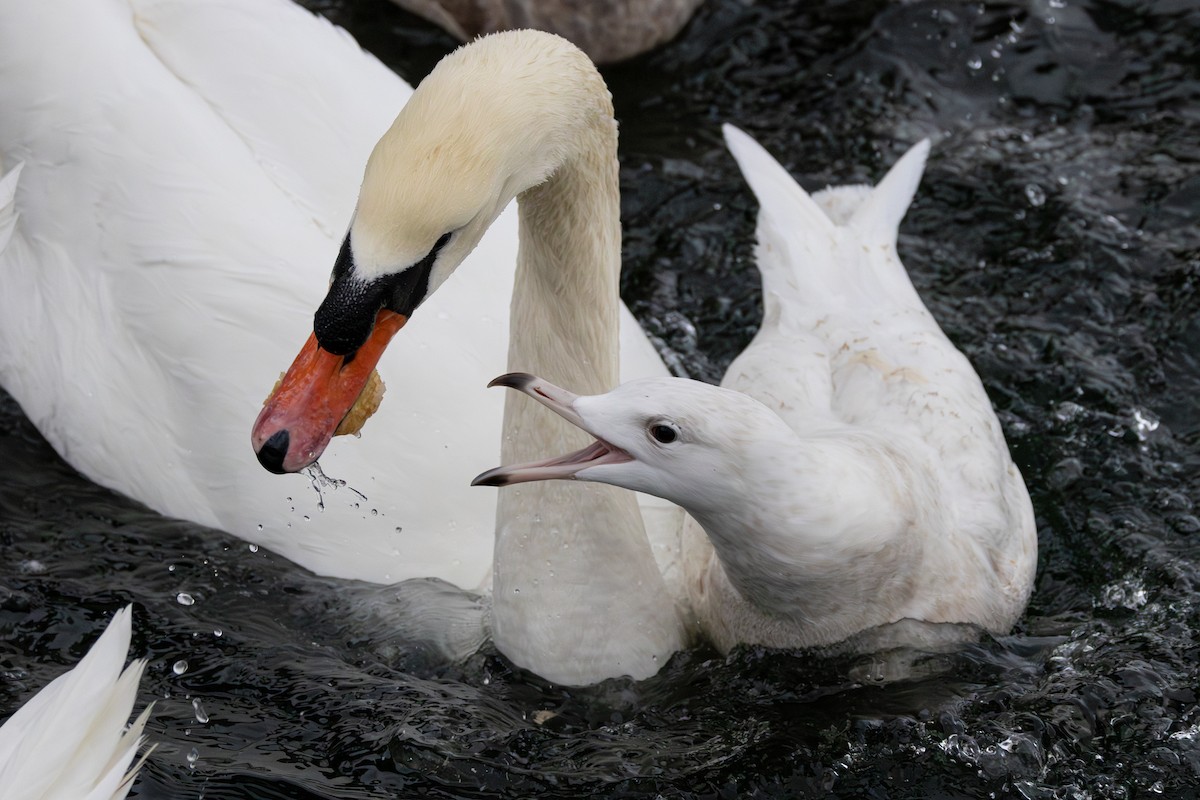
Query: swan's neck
xmin=689 ymin=431 xmax=935 ymax=648
xmin=492 ymin=116 xmax=685 ymax=685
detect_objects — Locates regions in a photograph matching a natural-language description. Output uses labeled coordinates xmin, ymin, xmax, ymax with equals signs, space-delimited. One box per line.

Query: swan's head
xmin=472 ymin=373 xmax=794 ymax=516
xmin=252 ymin=31 xmax=613 ymax=473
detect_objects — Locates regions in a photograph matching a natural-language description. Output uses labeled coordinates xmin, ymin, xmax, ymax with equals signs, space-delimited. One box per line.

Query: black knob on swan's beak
xmin=256 ymin=429 xmax=291 ymax=475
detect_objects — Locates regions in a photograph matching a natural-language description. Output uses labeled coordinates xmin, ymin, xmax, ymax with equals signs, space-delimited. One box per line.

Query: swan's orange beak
xmin=251 ymin=309 xmax=407 ymax=473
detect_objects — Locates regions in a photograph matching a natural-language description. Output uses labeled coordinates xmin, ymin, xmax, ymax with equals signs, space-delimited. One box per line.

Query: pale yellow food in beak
xmin=262 ymin=368 xmax=385 ymax=438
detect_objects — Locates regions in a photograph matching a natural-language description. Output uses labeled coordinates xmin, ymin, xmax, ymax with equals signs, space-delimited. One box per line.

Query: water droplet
xmin=1024 ymin=183 xmax=1046 ymax=207
xmin=176 ymin=592 xmax=195 ymax=606
xmin=256 ymin=524 xmax=263 ymax=531
xmin=213 ymin=628 xmax=223 ymax=638
xmin=173 ymin=660 xmax=189 ymax=675
xmin=186 ymin=748 xmax=199 ymax=769
xmin=167 ymin=564 xmax=176 ymax=573
xmin=513 ymin=588 xmax=521 ymax=594
xmin=1053 ymin=402 xmax=1085 ymax=423
xmin=1132 ymin=408 xmax=1160 ymax=441
xmin=248 ymin=543 xmax=259 ymax=553
xmin=192 ymin=698 xmax=209 ymax=723
xmin=966 ymin=56 xmax=983 ymax=71
xmin=370 ymin=509 xmax=378 ymax=516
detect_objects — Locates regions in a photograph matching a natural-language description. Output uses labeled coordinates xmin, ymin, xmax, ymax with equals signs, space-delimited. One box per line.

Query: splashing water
xmin=302 ymin=461 xmax=368 ymax=510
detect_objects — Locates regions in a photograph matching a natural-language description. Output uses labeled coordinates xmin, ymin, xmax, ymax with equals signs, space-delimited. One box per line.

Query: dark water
xmin=3 ymin=0 xmax=1199 ymax=797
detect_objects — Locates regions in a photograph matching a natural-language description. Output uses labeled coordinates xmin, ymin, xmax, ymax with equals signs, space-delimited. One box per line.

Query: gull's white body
xmin=0 ymin=607 xmax=151 ymax=800
xmin=0 ymin=0 xmax=667 ymax=592
xmin=682 ymin=127 xmax=1036 ymax=651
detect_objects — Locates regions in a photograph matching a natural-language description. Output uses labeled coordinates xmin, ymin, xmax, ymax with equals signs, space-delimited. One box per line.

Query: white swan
xmin=473 ymin=127 xmax=1038 ymax=654
xmin=252 ymin=28 xmax=689 ymax=683
xmin=0 ymin=0 xmax=668 ymax=597
xmin=0 ymin=606 xmax=152 ymax=800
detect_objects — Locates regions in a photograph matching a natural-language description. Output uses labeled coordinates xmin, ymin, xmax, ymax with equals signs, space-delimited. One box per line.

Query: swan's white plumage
xmin=0 ymin=0 xmax=666 ymax=590
xmin=0 ymin=607 xmax=151 ymax=800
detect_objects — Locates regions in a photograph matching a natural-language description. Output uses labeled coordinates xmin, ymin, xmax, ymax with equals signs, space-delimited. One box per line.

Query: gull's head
xmin=473 ymin=373 xmax=793 ymax=516
xmin=252 ymin=31 xmax=611 ymax=474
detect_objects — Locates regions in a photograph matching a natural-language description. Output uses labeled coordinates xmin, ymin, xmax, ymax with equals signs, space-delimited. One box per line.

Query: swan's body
xmin=476 ymin=128 xmax=1038 ymax=653
xmin=0 ymin=606 xmax=152 ymax=800
xmin=0 ymin=0 xmax=668 ymax=594
xmin=388 ymin=0 xmax=704 ymax=64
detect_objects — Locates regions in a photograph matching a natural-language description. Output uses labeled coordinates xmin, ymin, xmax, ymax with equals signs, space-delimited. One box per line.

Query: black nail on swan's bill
xmin=256 ymin=429 xmax=291 ymax=474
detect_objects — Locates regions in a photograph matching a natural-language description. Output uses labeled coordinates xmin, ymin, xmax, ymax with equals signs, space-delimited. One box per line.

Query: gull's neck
xmin=492 ymin=100 xmax=685 ymax=684
xmin=687 ymin=429 xmax=936 ymax=650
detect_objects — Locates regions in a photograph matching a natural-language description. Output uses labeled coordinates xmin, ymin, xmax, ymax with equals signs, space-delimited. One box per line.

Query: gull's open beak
xmin=471 ymin=373 xmax=631 ymax=487
xmin=250 ymin=309 xmax=407 ymax=474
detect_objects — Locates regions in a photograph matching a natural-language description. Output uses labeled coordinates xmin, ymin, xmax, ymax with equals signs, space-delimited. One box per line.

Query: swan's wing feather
xmin=0 ymin=0 xmax=329 ymax=527
xmin=0 ymin=607 xmax=151 ymax=800
xmin=0 ymin=162 xmax=20 ymax=253
xmin=129 ymin=0 xmax=410 ymax=238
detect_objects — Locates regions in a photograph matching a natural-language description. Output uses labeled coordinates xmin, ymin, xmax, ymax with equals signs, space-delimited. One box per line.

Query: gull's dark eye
xmin=649 ymin=424 xmax=677 ymax=444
